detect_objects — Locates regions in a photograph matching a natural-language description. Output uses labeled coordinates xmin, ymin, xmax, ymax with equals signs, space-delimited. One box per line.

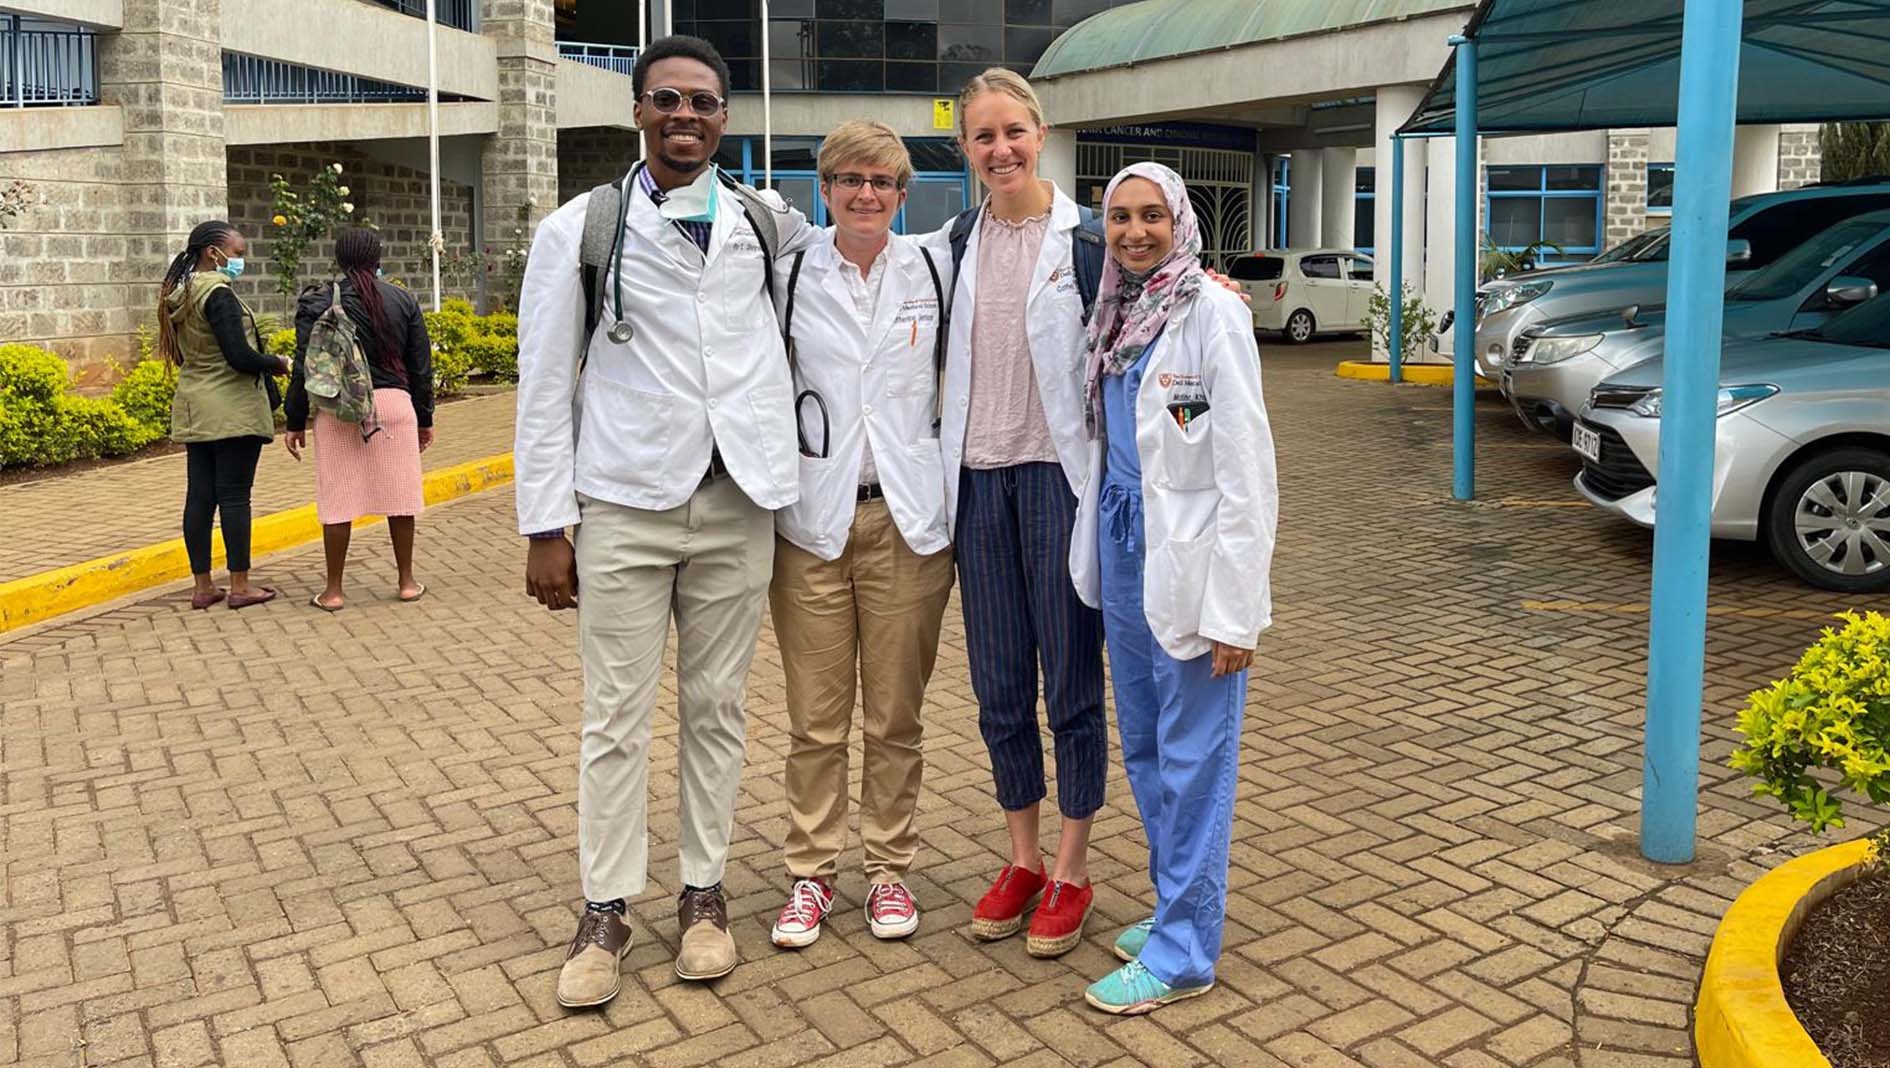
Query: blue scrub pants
xmin=1098 ymin=476 xmax=1247 ymax=988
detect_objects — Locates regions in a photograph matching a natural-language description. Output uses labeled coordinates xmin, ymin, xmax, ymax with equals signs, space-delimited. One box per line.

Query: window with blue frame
xmin=1271 ymin=157 xmax=1290 ymax=248
xmin=711 ymin=134 xmax=972 ymax=236
xmin=1646 ymin=162 xmax=1675 ymax=217
xmin=1485 ymin=165 xmax=1604 ymax=260
xmin=1354 ymin=166 xmax=1374 ymax=254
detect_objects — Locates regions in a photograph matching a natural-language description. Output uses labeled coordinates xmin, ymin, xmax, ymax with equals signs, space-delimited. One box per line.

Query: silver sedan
xmin=1571 ymin=294 xmax=1890 ymax=593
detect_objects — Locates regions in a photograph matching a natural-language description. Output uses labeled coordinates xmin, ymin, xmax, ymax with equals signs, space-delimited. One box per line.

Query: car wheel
xmin=1763 ymin=447 xmax=1890 ymax=593
xmin=1283 ymin=309 xmax=1315 ymax=344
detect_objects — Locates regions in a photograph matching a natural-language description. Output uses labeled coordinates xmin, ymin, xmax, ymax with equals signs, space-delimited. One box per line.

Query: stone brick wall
xmin=1778 ymin=128 xmax=1822 ymax=189
xmin=482 ymin=0 xmax=559 ymax=254
xmin=225 ymin=145 xmax=476 ymax=322
xmin=1604 ymin=129 xmax=1650 ymax=250
xmin=557 ymin=129 xmax=640 ymax=208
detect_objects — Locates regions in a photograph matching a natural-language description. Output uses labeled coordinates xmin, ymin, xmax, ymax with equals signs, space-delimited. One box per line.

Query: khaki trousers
xmin=574 ymin=478 xmax=774 ymax=902
xmin=770 ymin=499 xmax=955 ymax=884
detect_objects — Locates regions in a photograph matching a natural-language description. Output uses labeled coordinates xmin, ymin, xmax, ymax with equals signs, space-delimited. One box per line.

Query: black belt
xmin=702 ymin=448 xmax=730 ymax=483
xmin=857 ymin=483 xmax=885 ymax=502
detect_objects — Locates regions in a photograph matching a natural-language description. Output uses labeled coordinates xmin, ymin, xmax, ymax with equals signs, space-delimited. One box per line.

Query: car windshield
xmin=1726 ymin=218 xmax=1885 ymax=302
xmin=1592 ymin=228 xmax=1666 ymax=264
xmin=1800 ymin=291 xmax=1890 ymax=348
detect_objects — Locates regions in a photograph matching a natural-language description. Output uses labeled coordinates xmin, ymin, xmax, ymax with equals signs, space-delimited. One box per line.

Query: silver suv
xmin=1473 ymin=181 xmax=1890 ymax=378
xmin=1571 ymin=293 xmax=1890 ymax=593
xmin=1505 ymin=210 xmax=1890 ymax=438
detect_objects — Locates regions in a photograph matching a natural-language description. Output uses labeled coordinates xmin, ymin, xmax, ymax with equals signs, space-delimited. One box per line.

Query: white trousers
xmin=574 ymin=478 xmax=774 ymax=901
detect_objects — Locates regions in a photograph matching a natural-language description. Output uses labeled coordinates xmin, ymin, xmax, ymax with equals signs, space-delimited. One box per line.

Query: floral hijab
xmin=1082 ymin=161 xmax=1205 ymax=435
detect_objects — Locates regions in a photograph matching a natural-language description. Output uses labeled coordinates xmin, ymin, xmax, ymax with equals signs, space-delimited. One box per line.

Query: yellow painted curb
xmin=0 ymin=452 xmax=514 ymax=635
xmin=1695 ymin=837 xmax=1878 ymax=1068
xmin=1335 ymin=360 xmax=1494 ymax=387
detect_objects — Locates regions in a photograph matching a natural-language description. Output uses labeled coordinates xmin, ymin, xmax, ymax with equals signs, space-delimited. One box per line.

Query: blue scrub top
xmin=1101 ymin=335 xmax=1159 ymax=484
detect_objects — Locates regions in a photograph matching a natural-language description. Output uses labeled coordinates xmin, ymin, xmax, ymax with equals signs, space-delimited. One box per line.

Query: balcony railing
xmin=369 ymin=0 xmax=476 ymax=33
xmin=223 ymin=52 xmax=432 ymax=104
xmin=2 ymin=16 xmax=99 ymax=107
xmin=557 ymin=41 xmax=637 ymax=78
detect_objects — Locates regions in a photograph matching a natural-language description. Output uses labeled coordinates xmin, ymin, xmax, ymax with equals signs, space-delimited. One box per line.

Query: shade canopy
xmin=1399 ymin=0 xmax=1890 ymax=135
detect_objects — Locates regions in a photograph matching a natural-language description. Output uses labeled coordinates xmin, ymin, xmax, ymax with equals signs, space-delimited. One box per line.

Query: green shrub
xmin=481 ymin=311 xmax=518 ymax=338
xmin=110 ymin=359 xmax=177 ymax=440
xmin=1731 ymin=610 xmax=1890 ymax=835
xmin=463 ymin=333 xmax=519 ymax=381
xmin=432 ymin=343 xmax=472 ymax=397
xmin=0 ymin=343 xmax=72 ymax=403
xmin=57 ymin=394 xmax=148 ymax=459
xmin=266 ymin=328 xmax=298 ymax=359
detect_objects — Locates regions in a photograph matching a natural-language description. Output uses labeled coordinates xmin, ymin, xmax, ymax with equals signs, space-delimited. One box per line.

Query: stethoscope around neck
xmin=604 ymin=165 xmax=642 ymax=345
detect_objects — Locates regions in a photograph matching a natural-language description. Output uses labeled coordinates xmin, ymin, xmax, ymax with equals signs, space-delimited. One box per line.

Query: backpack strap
xmin=1071 ymin=205 xmax=1106 ymax=325
xmin=938 ymin=205 xmax=981 ymax=366
xmin=920 ymin=245 xmax=947 ymax=433
xmin=783 ymin=250 xmax=806 ymax=339
xmin=579 ymin=167 xmax=633 ymax=353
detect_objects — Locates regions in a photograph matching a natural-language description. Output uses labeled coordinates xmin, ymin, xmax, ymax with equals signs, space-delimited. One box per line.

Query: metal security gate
xmin=1077 ymin=143 xmax=1255 ymax=270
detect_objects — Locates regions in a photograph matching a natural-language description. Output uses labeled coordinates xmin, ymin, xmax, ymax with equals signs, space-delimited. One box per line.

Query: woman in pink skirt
xmin=283 ymin=228 xmax=435 ymax=611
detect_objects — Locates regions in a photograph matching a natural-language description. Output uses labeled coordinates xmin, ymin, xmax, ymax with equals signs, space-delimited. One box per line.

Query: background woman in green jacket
xmin=158 ymin=220 xmax=292 ymax=610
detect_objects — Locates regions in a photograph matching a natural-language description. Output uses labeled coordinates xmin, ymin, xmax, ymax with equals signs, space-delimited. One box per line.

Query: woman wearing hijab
xmin=1066 ymin=162 xmax=1278 ymax=1015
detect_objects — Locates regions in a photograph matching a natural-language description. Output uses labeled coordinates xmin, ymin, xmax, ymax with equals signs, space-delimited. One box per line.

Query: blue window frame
xmin=713 ymin=135 xmax=971 ymax=236
xmin=1647 ymin=162 xmax=1675 ymax=217
xmin=1271 ymin=156 xmax=1290 ymax=248
xmin=1485 ymin=164 xmax=1604 ymax=261
xmin=1354 ymin=165 xmax=1375 ymax=254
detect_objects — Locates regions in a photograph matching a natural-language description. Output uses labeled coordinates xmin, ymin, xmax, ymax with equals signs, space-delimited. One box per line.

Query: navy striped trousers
xmin=955 ymin=462 xmax=1106 ymax=820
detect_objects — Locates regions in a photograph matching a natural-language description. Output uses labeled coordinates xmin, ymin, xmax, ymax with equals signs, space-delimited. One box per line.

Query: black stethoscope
xmin=781 ymin=251 xmax=831 ymax=458
xmin=604 ymin=166 xmax=642 ymax=345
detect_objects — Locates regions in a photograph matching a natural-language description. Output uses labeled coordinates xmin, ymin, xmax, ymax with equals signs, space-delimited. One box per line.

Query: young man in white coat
xmin=765 ymin=121 xmax=955 ymax=949
xmin=512 ymin=36 xmax=812 ymax=1007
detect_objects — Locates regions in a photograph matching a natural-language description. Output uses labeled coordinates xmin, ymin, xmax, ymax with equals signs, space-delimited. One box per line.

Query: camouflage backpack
xmin=303 ymin=282 xmax=381 ymax=441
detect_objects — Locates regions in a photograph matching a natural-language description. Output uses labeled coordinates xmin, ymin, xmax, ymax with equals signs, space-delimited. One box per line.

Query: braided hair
xmin=156 ymin=220 xmax=237 ymax=366
xmin=334 ymin=227 xmax=404 ymax=380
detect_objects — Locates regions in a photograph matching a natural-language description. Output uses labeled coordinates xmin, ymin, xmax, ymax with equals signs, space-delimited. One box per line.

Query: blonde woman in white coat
xmin=1069 ymin=161 xmax=1278 ymax=1015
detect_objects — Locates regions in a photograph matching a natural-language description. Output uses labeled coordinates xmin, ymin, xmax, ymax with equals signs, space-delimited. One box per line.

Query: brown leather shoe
xmin=556 ymin=909 xmax=633 ymax=1008
xmin=675 ymin=885 xmax=736 ymax=981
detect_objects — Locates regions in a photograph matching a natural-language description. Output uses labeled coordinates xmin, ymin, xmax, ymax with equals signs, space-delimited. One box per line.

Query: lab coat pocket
xmin=1159 ymin=413 xmax=1217 ymax=491
xmin=780 ymin=450 xmax=854 ymax=558
xmin=1149 ymin=533 xmax=1211 ymax=649
xmin=748 ymin=381 xmax=798 ymax=492
xmin=892 ymin=439 xmax=949 ymax=549
xmin=576 ymin=376 xmax=673 ymax=487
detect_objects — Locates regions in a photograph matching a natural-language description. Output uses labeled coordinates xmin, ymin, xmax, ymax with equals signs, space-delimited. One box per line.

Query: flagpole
xmin=425 ymin=0 xmax=442 ymax=312
xmin=761 ymin=0 xmax=773 ymax=189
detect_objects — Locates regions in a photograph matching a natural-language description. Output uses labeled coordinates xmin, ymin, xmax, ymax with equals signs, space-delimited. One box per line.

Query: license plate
xmin=1572 ymin=422 xmax=1602 ymax=463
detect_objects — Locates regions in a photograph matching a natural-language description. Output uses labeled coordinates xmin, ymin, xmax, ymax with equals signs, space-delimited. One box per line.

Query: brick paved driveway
xmin=2 ymin=343 xmax=1879 ymax=1067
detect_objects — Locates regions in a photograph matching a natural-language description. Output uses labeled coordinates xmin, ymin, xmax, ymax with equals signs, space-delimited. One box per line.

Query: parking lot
xmin=0 ymin=340 xmax=1875 ymax=1068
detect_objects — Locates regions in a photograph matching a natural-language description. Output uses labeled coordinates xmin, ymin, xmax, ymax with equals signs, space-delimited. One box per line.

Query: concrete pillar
xmin=1319 ymin=147 xmax=1357 ymax=250
xmin=1605 ymin=128 xmax=1651 ymax=250
xmin=96 ymin=0 xmax=229 ymax=360
xmin=481 ymin=0 xmax=560 ymax=307
xmin=1287 ymin=150 xmax=1322 ymax=248
xmin=1731 ymin=124 xmax=1781 ymax=198
xmin=1424 ymin=136 xmax=1461 ymax=356
xmin=1041 ymin=128 xmax=1078 ymax=202
xmin=1373 ymin=87 xmax=1426 ymax=297
xmin=1776 ymin=124 xmax=1823 ymax=189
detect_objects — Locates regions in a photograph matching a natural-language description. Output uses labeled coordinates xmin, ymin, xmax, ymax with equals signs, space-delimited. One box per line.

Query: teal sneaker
xmin=1084 ymin=960 xmax=1214 ymax=1016
xmin=1112 ymin=918 xmax=1155 ymax=962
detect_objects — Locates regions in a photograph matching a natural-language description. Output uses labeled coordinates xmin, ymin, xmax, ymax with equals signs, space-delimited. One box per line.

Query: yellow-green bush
xmin=0 ymin=344 xmax=157 ymax=468
xmin=423 ymin=302 xmax=519 ymax=388
xmin=109 ymin=359 xmax=177 ymax=443
xmin=267 ymin=328 xmax=297 ymax=359
xmin=1731 ymin=610 xmax=1890 ymax=834
xmin=432 ymin=344 xmax=473 ymax=398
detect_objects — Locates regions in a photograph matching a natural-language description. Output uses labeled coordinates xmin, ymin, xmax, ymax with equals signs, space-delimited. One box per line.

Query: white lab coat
xmin=929 ymin=184 xmax=1095 ymax=530
xmin=513 ymin=178 xmax=809 ymax=534
xmin=1068 ymin=284 xmax=1278 ymax=661
xmin=773 ymin=230 xmax=952 ymax=561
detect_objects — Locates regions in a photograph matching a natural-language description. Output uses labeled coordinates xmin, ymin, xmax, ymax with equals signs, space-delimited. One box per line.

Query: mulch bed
xmin=1782 ymin=868 xmax=1890 ymax=1068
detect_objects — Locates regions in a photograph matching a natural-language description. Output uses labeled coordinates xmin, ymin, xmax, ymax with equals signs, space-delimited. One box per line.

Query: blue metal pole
xmin=1449 ymin=36 xmax=1477 ymax=500
xmin=1641 ymin=0 xmax=1743 ymax=865
xmin=1389 ymin=134 xmax=1405 ymax=383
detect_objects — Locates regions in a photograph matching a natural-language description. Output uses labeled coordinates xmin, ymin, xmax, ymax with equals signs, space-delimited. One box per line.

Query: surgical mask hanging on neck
xmin=659 ymin=165 xmax=720 ymax=224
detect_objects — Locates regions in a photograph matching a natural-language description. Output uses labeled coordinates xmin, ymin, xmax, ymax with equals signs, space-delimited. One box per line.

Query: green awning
xmin=1033 ymin=0 xmax=1473 ymax=79
xmin=1400 ymin=0 xmax=1890 ymax=135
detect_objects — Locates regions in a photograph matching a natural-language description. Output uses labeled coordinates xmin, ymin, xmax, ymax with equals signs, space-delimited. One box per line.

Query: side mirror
xmin=1825 ymin=275 xmax=1878 ymax=306
xmin=1726 ymin=238 xmax=1753 ymax=265
xmin=1621 ymin=304 xmax=1641 ymax=328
